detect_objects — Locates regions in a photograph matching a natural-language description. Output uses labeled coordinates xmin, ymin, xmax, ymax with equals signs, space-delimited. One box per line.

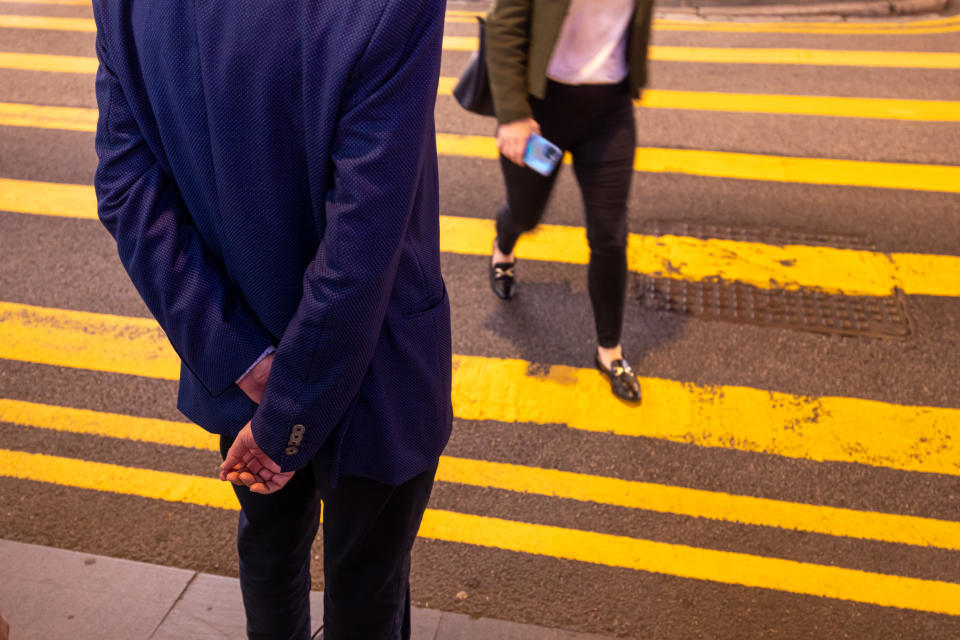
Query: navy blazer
xmin=92 ymin=0 xmax=452 ymax=484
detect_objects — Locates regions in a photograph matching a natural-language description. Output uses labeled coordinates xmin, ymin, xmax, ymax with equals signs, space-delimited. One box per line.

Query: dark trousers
xmin=220 ymin=436 xmax=437 ymax=640
xmin=495 ymin=80 xmax=636 ymax=348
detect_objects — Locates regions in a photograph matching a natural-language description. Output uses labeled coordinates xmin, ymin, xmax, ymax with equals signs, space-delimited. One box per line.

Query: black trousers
xmin=220 ymin=436 xmax=437 ymax=640
xmin=496 ymin=80 xmax=636 ymax=348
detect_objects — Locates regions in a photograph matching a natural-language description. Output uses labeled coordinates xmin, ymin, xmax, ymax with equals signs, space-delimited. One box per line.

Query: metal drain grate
xmin=637 ymin=222 xmax=913 ymax=339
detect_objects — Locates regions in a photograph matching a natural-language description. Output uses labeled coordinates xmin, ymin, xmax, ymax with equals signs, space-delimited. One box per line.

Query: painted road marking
xmin=0 ymin=2 xmax=957 ymax=34
xmin=441 ymin=37 xmax=960 ymax=69
xmin=8 ymin=68 xmax=960 ymax=121
xmin=446 ymin=8 xmax=960 ymax=35
xmin=0 ymin=13 xmax=94 ymax=31
xmin=0 ymin=50 xmax=96 ymax=74
xmin=3 ymin=16 xmax=960 ymax=68
xmin=435 ymin=133 xmax=960 ymax=195
xmin=0 ymin=0 xmax=92 ymax=5
xmin=2 ymin=300 xmax=959 ymax=476
xmin=1 ymin=177 xmax=957 ymax=298
xmin=0 ymin=101 xmax=97 ymax=130
xmin=5 ymin=396 xmax=960 ymax=550
xmin=2 ymin=176 xmax=958 ymax=297
xmin=2 ymin=6 xmax=958 ymax=35
xmin=4 ymin=447 xmax=960 ymax=616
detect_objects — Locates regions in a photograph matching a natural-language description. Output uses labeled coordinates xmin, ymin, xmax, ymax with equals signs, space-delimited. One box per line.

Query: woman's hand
xmin=496 ymin=118 xmax=540 ymax=166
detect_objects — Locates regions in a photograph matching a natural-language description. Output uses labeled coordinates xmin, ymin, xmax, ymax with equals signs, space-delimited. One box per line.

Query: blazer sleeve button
xmin=285 ymin=446 xmax=299 ymax=455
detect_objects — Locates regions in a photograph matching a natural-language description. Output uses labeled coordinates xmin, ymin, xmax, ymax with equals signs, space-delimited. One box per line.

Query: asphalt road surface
xmin=1 ymin=1 xmax=960 ymax=638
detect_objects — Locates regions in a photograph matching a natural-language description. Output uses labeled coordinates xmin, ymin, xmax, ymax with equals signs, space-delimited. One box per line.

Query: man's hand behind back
xmin=220 ymin=423 xmax=294 ymax=494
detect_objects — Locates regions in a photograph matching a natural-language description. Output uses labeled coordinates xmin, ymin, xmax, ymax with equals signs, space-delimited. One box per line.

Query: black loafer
xmin=595 ymin=353 xmax=641 ymax=403
xmin=489 ymin=260 xmax=516 ymax=300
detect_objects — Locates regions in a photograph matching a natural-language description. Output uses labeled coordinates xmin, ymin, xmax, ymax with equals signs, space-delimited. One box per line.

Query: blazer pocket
xmin=402 ymin=284 xmax=447 ymax=319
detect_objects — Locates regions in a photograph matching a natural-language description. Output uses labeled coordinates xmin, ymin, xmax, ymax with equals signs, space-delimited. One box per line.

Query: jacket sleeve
xmin=485 ymin=0 xmax=534 ymax=125
xmin=92 ymin=30 xmax=275 ymax=397
xmin=249 ymin=0 xmax=444 ymax=471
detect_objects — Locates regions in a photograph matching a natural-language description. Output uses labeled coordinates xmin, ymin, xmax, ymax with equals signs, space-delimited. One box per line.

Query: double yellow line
xmin=2 ymin=175 xmax=958 ymax=298
xmin=6 ymin=396 xmax=960 ymax=551
xmin=6 ymin=446 xmax=960 ymax=616
xmin=2 ymin=300 xmax=959 ymax=477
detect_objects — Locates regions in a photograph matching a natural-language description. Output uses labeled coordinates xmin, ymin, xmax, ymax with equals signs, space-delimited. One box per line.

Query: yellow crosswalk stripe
xmin=0 ymin=13 xmax=93 ymax=31
xmin=2 ymin=177 xmax=957 ymax=297
xmin=0 ymin=0 xmax=956 ymax=34
xmin=4 ymin=447 xmax=960 ymax=616
xmin=0 ymin=50 xmax=96 ymax=73
xmin=8 ymin=58 xmax=960 ymax=120
xmin=5 ymin=397 xmax=960 ymax=550
xmin=441 ymin=37 xmax=960 ymax=69
xmin=3 ymin=15 xmax=959 ymax=68
xmin=2 ymin=300 xmax=959 ymax=476
xmin=0 ymin=0 xmax=92 ymax=5
xmin=0 ymin=101 xmax=97 ymax=130
xmin=446 ymin=8 xmax=960 ymax=34
xmin=436 ymin=133 xmax=960 ymax=194
xmin=2 ymin=5 xmax=958 ymax=35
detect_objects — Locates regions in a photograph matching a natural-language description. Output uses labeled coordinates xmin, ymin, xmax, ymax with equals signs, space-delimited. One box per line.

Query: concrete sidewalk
xmin=0 ymin=539 xmax=611 ymax=640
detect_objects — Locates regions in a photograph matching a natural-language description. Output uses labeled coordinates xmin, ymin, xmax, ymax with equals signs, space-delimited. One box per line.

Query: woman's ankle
xmin=597 ymin=344 xmax=623 ymax=369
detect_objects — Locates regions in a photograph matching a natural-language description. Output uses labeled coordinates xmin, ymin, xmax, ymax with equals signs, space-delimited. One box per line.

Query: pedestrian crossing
xmin=8 ymin=397 xmax=960 ymax=550
xmin=1 ymin=4 xmax=960 ymax=635
xmin=2 ymin=300 xmax=959 ymax=476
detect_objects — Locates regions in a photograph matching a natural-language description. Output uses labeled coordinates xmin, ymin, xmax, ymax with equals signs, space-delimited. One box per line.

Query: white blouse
xmin=546 ymin=0 xmax=635 ymax=85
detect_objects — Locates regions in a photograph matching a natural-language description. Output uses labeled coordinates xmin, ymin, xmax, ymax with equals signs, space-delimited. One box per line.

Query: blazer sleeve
xmin=93 ymin=31 xmax=275 ymax=397
xmin=249 ymin=0 xmax=444 ymax=471
xmin=485 ymin=0 xmax=533 ymax=125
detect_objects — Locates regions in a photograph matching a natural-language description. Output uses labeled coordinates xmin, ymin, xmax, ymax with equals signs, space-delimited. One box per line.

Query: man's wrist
xmin=236 ymin=346 xmax=276 ymax=385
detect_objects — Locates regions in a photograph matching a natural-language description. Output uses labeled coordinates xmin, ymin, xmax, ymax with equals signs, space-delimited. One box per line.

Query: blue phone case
xmin=523 ymin=134 xmax=562 ymax=176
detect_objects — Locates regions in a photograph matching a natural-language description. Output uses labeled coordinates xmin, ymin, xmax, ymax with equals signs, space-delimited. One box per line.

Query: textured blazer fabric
xmin=92 ymin=0 xmax=453 ymax=485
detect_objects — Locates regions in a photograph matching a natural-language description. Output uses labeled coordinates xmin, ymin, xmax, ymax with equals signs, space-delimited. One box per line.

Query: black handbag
xmin=453 ymin=17 xmax=495 ymax=117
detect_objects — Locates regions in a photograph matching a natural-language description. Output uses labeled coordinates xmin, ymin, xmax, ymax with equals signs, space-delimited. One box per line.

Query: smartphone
xmin=523 ymin=133 xmax=562 ymax=176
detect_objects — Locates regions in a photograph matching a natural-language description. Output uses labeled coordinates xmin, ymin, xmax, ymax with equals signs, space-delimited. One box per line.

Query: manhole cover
xmin=637 ymin=222 xmax=913 ymax=339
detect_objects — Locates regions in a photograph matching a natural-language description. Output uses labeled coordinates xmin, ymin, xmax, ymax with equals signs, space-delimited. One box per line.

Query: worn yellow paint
xmin=0 ymin=14 xmax=94 ymax=31
xmin=0 ymin=50 xmax=96 ymax=74
xmin=1 ymin=448 xmax=239 ymax=509
xmin=440 ymin=457 xmax=960 ymax=550
xmin=0 ymin=0 xmax=91 ymax=4
xmin=1 ymin=3 xmax=957 ymax=34
xmin=3 ymin=177 xmax=959 ymax=298
xmin=4 ymin=447 xmax=960 ymax=616
xmin=0 ymin=101 xmax=98 ymax=131
xmin=0 ymin=398 xmax=212 ymax=450
xmin=2 ymin=301 xmax=960 ymax=475
xmin=441 ymin=37 xmax=960 ymax=69
xmin=445 ymin=8 xmax=960 ymax=34
xmin=7 ymin=396 xmax=960 ymax=550
xmin=420 ymin=508 xmax=960 ymax=617
xmin=0 ymin=301 xmax=179 ymax=380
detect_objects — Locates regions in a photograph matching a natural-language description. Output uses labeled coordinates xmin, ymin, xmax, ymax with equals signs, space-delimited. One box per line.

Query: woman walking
xmin=485 ymin=0 xmax=654 ymax=402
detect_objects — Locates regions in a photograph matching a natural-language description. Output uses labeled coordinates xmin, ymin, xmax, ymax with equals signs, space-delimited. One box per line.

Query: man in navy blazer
xmin=92 ymin=0 xmax=452 ymax=637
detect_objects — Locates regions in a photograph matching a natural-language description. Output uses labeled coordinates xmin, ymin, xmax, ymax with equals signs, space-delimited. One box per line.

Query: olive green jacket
xmin=485 ymin=0 xmax=654 ymax=124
